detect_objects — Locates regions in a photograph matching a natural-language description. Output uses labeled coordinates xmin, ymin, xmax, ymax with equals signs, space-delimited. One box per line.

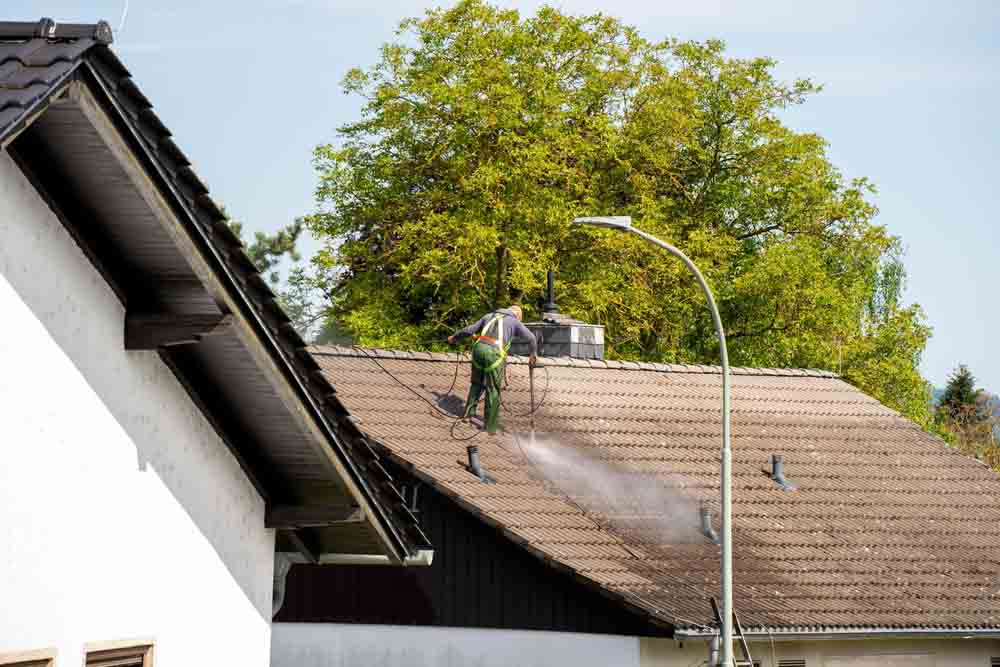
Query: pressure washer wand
xmin=528 ymin=358 xmax=544 ymax=439
xmin=529 ymin=361 xmax=535 ymax=436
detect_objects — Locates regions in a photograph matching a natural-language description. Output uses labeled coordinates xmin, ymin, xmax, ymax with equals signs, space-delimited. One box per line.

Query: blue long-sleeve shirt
xmin=453 ymin=308 xmax=537 ymax=355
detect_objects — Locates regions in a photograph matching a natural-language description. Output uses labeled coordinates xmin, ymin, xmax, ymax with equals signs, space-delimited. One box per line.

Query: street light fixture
xmin=573 ymin=215 xmax=734 ymax=667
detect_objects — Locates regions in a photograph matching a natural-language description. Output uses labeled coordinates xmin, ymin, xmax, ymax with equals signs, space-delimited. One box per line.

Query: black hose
xmin=352 ymin=344 xmax=712 ymax=631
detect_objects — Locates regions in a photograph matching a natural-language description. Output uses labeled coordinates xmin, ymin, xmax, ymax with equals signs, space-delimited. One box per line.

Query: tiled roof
xmin=0 ymin=20 xmax=113 ymax=144
xmin=311 ymin=346 xmax=1000 ymax=631
xmin=0 ymin=20 xmax=428 ymax=559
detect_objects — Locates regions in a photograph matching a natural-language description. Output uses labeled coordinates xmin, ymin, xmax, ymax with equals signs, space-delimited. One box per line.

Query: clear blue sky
xmin=9 ymin=1 xmax=999 ymax=390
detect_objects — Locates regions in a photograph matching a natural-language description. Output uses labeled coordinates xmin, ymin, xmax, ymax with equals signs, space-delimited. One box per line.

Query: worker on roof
xmin=448 ymin=305 xmax=538 ymax=434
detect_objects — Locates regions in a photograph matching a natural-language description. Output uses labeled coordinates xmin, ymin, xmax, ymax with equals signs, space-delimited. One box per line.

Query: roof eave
xmin=71 ymin=58 xmax=424 ymax=563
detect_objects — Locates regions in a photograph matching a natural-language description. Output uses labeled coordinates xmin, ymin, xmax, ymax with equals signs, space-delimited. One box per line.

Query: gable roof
xmin=309 ymin=346 xmax=1000 ymax=635
xmin=0 ymin=20 xmax=428 ymax=563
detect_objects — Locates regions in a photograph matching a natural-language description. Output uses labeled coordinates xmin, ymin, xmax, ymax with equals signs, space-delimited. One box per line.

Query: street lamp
xmin=573 ymin=216 xmax=734 ymax=667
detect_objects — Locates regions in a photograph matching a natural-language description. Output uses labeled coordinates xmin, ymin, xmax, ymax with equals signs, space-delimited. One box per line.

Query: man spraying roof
xmin=448 ymin=305 xmax=538 ymax=434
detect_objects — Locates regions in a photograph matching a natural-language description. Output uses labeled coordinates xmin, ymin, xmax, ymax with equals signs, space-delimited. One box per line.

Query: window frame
xmin=84 ymin=639 xmax=154 ymax=667
xmin=0 ymin=647 xmax=56 ymax=667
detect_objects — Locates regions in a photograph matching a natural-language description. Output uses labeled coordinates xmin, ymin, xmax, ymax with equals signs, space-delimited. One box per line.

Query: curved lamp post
xmin=572 ymin=216 xmax=733 ymax=666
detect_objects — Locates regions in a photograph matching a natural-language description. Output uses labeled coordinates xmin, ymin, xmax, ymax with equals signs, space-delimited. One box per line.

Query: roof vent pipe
xmin=770 ymin=454 xmax=797 ymax=491
xmin=700 ymin=504 xmax=720 ymax=544
xmin=467 ymin=445 xmax=482 ymax=477
xmin=465 ymin=445 xmax=496 ymax=484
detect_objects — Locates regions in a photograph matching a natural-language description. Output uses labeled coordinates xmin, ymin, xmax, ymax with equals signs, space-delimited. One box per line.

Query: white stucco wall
xmin=0 ymin=149 xmax=274 ymax=664
xmin=272 ymin=623 xmax=640 ymax=667
xmin=273 ymin=623 xmax=1000 ymax=667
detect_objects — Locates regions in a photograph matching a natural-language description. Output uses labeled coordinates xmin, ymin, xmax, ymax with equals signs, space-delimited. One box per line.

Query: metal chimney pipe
xmin=464 ymin=444 xmax=496 ymax=484
xmin=467 ymin=445 xmax=483 ymax=479
xmin=543 ymin=270 xmax=557 ymax=314
xmin=770 ymin=453 xmax=797 ymax=491
xmin=771 ymin=453 xmax=784 ymax=479
xmin=700 ymin=504 xmax=720 ymax=544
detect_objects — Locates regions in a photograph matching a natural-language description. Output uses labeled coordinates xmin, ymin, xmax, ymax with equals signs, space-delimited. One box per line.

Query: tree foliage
xmin=935 ymin=365 xmax=997 ymax=455
xmin=227 ymin=218 xmax=304 ymax=285
xmin=938 ymin=364 xmax=980 ymax=420
xmin=226 ymin=216 xmax=332 ymax=340
xmin=305 ymin=0 xmax=934 ymax=424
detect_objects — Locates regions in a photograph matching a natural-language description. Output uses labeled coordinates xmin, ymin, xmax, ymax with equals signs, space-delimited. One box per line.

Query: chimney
xmin=510 ymin=270 xmax=605 ymax=360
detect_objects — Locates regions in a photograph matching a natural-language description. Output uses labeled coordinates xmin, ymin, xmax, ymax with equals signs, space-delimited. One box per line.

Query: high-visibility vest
xmin=473 ymin=313 xmax=509 ymax=372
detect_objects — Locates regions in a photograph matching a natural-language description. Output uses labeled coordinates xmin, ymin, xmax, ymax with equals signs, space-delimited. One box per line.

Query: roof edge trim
xmin=674 ymin=627 xmax=1000 ymax=642
xmin=281 ymin=549 xmax=435 ymax=567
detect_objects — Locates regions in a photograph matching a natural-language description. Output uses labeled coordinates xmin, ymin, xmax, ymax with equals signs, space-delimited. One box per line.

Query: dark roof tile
xmin=0 ymin=38 xmax=48 ymax=63
xmin=4 ymin=59 xmax=74 ymax=87
xmin=0 ymin=82 xmax=51 ymax=110
xmin=26 ymin=37 xmax=94 ymax=65
xmin=0 ymin=106 xmax=22 ymax=130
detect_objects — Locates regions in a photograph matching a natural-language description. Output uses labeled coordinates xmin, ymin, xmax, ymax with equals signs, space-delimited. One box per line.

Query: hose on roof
xmin=352 ymin=345 xmax=714 ymax=632
xmin=351 ymin=345 xmax=550 ymax=442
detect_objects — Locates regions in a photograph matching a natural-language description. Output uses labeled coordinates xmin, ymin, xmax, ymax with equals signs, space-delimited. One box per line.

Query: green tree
xmin=226 ymin=216 xmax=333 ymax=340
xmin=227 ymin=218 xmax=304 ymax=286
xmin=305 ymin=0 xmax=934 ymax=425
xmin=938 ymin=364 xmax=979 ymax=419
xmin=936 ymin=365 xmax=997 ymax=454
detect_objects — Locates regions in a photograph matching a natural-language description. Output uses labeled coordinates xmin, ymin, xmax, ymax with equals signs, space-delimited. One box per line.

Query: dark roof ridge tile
xmin=309 ymin=345 xmax=841 ymax=378
xmin=0 ymin=19 xmax=113 ymax=44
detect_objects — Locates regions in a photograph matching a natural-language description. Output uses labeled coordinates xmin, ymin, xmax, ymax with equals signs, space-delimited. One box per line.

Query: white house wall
xmin=271 ymin=623 xmax=640 ymax=667
xmin=0 ymin=149 xmax=274 ymax=664
xmin=273 ymin=623 xmax=1000 ymax=667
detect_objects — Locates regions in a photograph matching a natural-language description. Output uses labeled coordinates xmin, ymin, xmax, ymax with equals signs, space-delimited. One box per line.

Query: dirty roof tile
xmin=309 ymin=346 xmax=1000 ymax=631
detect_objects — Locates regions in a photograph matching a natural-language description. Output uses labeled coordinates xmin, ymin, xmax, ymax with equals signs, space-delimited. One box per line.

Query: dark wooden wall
xmin=276 ymin=476 xmax=670 ymax=637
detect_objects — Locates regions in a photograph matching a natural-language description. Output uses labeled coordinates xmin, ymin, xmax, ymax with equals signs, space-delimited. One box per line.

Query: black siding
xmin=276 ymin=479 xmax=670 ymax=637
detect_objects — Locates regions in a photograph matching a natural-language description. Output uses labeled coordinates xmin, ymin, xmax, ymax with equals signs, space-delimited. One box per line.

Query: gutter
xmin=284 ymin=550 xmax=434 ymax=567
xmin=675 ymin=627 xmax=1000 ymax=642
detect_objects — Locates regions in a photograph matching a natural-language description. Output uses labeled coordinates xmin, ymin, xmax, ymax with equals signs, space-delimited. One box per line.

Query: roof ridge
xmin=0 ymin=19 xmax=114 ymax=45
xmin=308 ymin=344 xmax=840 ymax=379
